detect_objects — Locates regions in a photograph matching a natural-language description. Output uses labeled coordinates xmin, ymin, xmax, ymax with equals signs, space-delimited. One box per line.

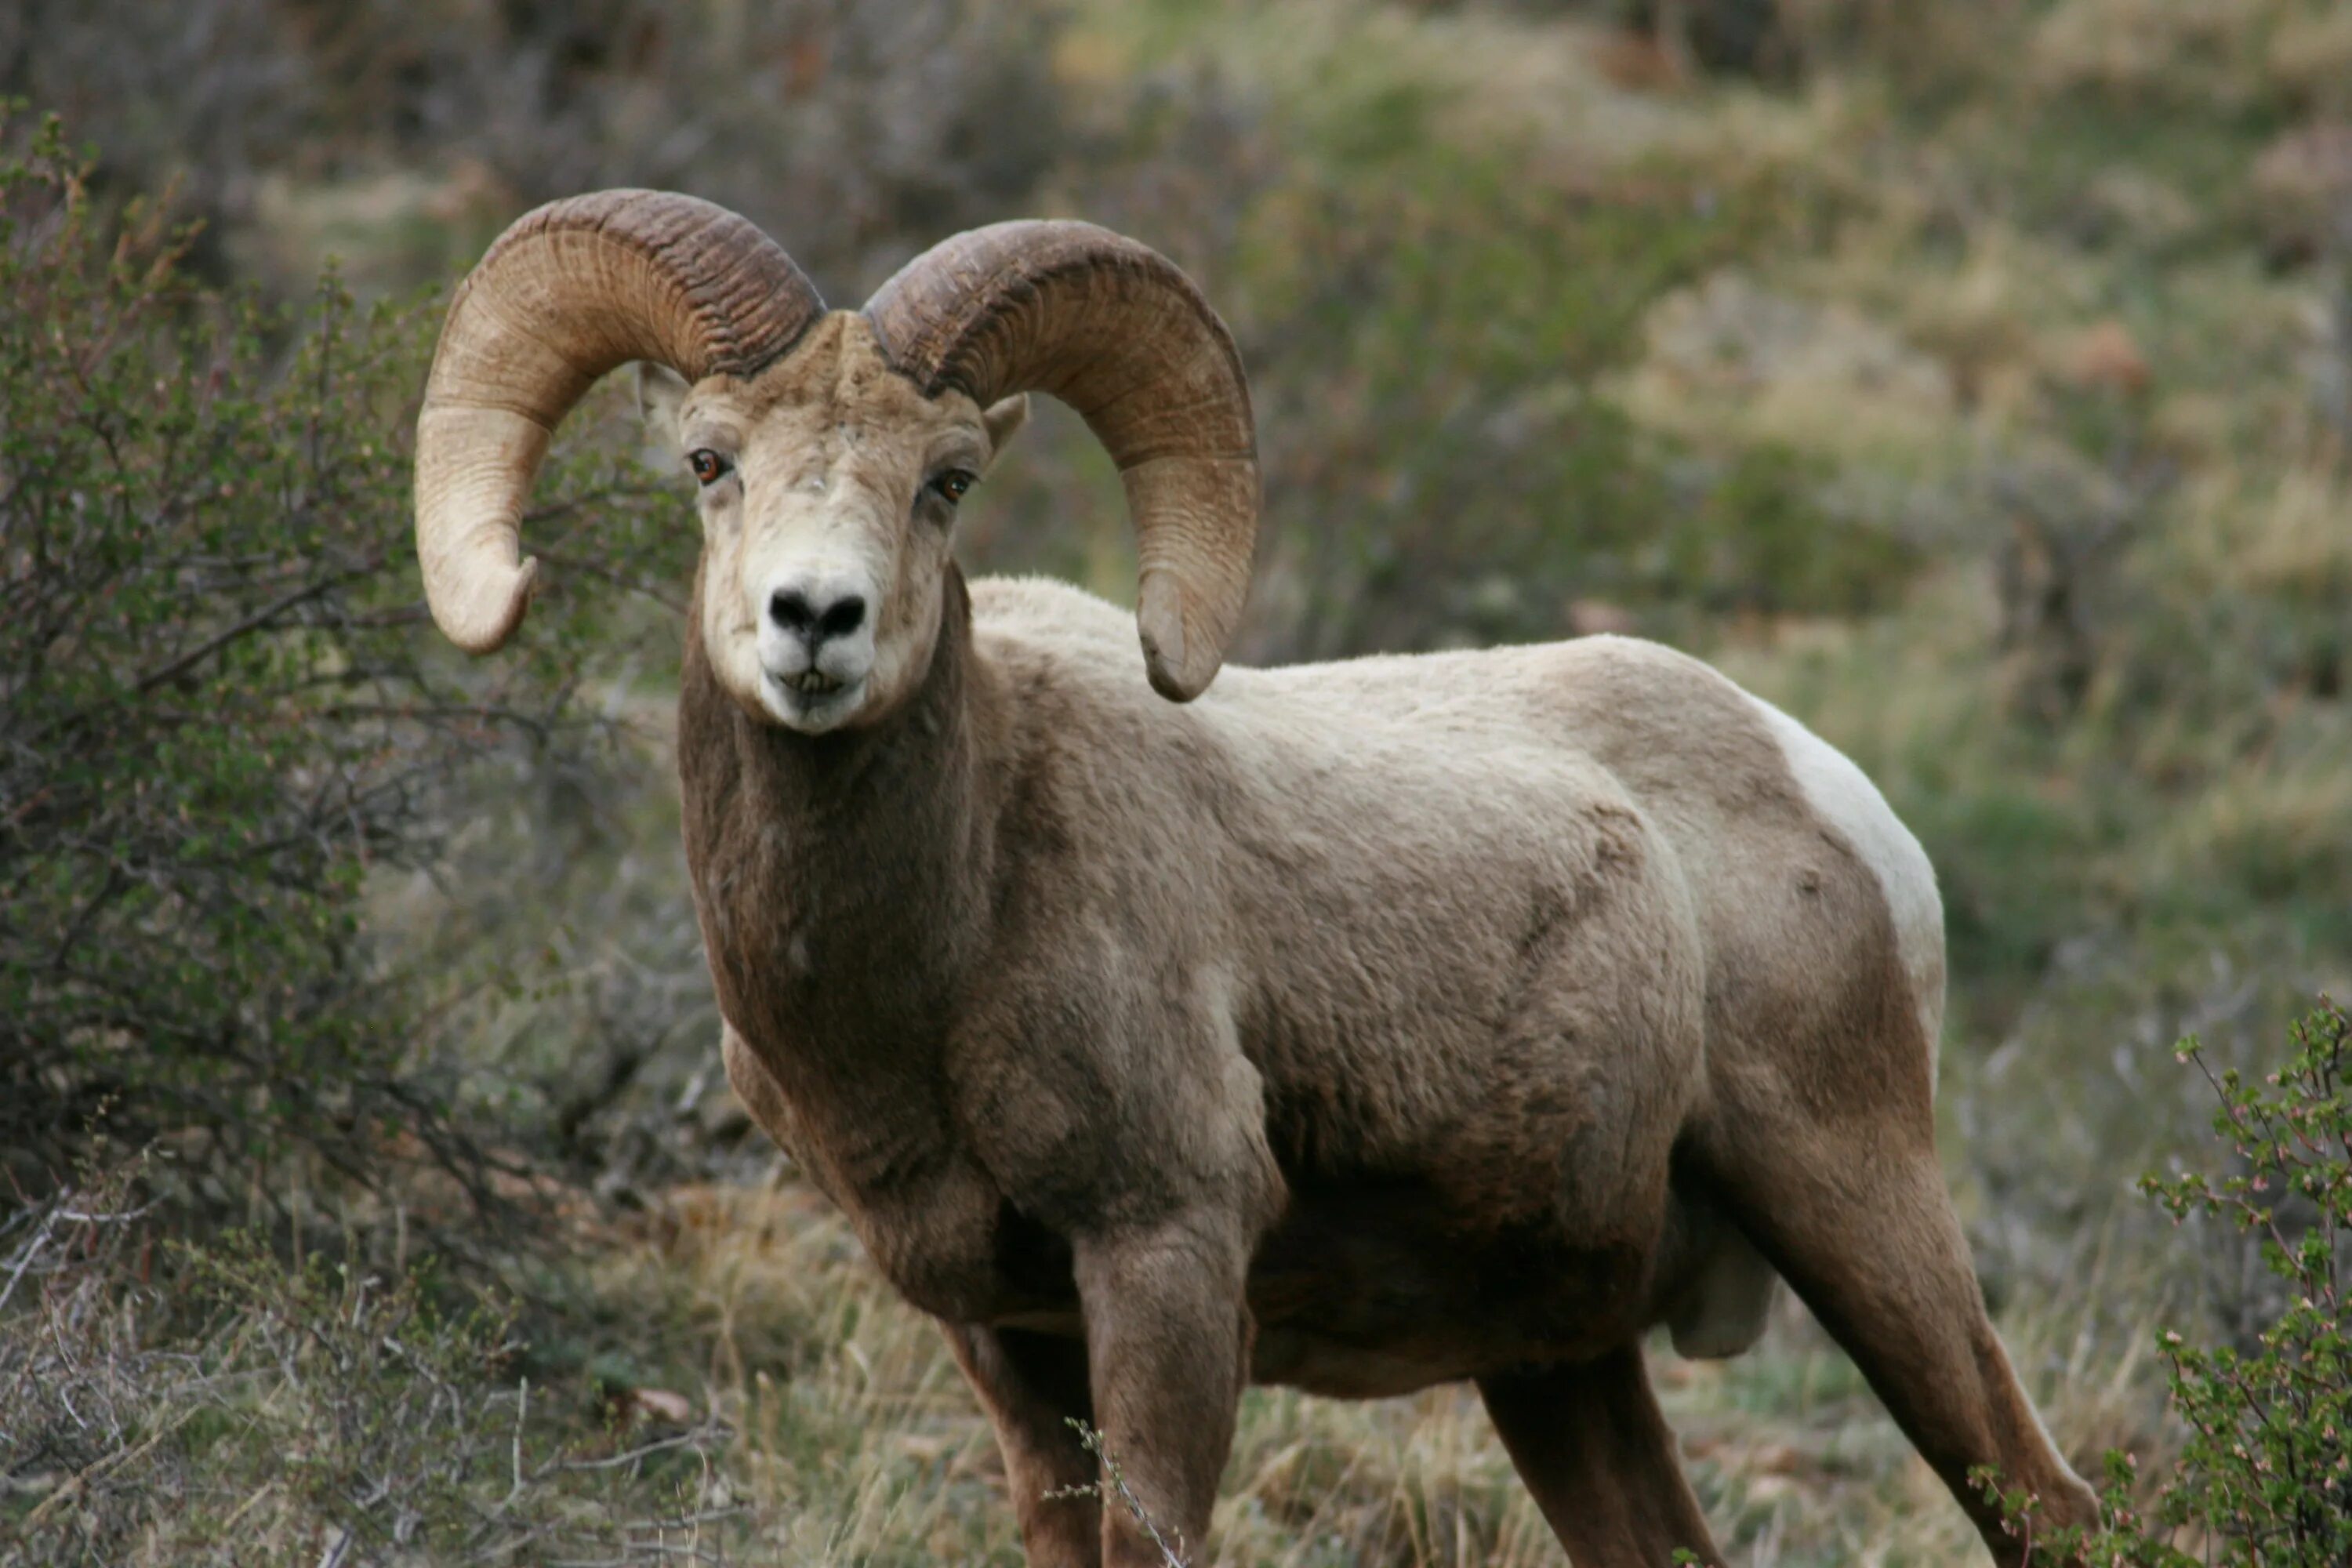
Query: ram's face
xmin=412 ymin=194 xmax=1258 ymax=712
xmin=641 ymin=314 xmax=1026 ymax=734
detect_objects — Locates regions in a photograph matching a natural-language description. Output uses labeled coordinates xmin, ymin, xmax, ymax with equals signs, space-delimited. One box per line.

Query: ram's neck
xmin=677 ymin=568 xmax=999 ymax=1098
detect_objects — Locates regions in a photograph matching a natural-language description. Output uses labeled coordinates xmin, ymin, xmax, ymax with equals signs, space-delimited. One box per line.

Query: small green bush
xmin=0 ymin=114 xmax=685 ymax=1206
xmin=1981 ymin=1000 xmax=2352 ymax=1565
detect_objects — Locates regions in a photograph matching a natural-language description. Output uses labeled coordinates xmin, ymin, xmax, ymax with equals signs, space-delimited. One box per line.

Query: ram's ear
xmin=634 ymin=361 xmax=691 ymax=442
xmin=980 ymin=394 xmax=1029 ymax=469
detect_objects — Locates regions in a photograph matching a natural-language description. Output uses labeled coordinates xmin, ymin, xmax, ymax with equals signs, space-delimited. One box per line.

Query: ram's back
xmin=970 ymin=574 xmax=1944 ymax=1169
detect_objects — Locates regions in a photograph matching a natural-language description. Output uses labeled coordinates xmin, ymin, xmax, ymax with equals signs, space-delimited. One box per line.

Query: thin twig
xmin=132 ymin=569 xmax=354 ymax=695
xmin=506 ymin=1374 xmax=529 ymax=1510
xmin=0 ymin=1205 xmax=62 ymax=1313
xmin=550 ymin=1426 xmax=728 ymax=1474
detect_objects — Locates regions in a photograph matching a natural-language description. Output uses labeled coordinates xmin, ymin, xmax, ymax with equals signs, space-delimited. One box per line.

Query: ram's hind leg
xmin=1478 ymin=1343 xmax=1722 ymax=1568
xmin=1700 ymin=1098 xmax=2097 ymax=1563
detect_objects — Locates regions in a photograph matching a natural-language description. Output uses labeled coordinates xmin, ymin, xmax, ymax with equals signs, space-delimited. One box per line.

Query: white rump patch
xmin=1747 ymin=695 xmax=1947 ymax=1074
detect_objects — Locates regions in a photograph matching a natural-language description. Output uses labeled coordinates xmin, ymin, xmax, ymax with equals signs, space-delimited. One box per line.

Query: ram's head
xmin=413 ymin=191 xmax=1259 ymax=731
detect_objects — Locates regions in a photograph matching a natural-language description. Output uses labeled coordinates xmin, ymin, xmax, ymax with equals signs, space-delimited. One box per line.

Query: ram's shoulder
xmin=1544 ymin=632 xmax=1748 ymax=702
xmin=970 ymin=574 xmax=1136 ymax=653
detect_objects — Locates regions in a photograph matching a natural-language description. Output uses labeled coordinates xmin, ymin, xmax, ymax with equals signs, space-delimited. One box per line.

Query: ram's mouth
xmin=779 ymin=669 xmax=846 ymax=696
xmin=758 ymin=665 xmax=865 ymax=731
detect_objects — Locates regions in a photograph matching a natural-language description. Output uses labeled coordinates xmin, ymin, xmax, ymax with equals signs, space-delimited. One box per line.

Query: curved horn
xmin=863 ymin=223 xmax=1258 ymax=702
xmin=415 ymin=190 xmax=825 ymax=653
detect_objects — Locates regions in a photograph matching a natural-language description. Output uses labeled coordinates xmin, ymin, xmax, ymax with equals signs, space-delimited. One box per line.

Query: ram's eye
xmin=927 ymin=470 xmax=975 ymax=505
xmin=688 ymin=449 xmax=730 ymax=486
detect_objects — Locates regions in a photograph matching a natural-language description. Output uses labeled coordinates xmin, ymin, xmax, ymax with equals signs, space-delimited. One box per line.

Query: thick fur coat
xmin=684 ymin=567 xmax=2085 ymax=1566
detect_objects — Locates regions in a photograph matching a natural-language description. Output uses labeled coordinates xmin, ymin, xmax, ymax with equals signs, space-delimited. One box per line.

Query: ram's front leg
xmin=1073 ymin=1215 xmax=1251 ymax=1567
xmin=944 ymin=1324 xmax=1102 ymax=1567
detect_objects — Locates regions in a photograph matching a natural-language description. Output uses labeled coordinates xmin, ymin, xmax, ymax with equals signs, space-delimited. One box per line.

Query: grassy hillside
xmin=6 ymin=1 xmax=2351 ymax=1562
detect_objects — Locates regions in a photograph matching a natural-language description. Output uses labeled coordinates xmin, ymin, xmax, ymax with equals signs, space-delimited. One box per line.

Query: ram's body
xmin=415 ymin=191 xmax=2097 ymax=1567
xmin=695 ymin=575 xmax=1933 ymax=1395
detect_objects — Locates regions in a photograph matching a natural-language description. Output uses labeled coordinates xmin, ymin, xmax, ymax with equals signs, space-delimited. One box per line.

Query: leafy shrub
xmin=1980 ymin=1000 xmax=2352 ymax=1565
xmin=0 ymin=114 xmax=684 ymax=1206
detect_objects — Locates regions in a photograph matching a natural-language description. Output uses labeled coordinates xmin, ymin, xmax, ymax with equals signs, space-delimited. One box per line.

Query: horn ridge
xmin=869 ymin=226 xmax=1240 ymax=414
xmin=414 ymin=189 xmax=824 ymax=654
xmin=862 ymin=220 xmax=1259 ymax=702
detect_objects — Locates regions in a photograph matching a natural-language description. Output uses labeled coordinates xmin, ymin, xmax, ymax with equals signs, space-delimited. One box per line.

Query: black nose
xmin=768 ymin=589 xmax=866 ymax=643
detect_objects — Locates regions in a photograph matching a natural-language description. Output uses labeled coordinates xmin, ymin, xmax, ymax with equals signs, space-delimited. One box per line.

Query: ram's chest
xmin=688 ymin=888 xmax=1004 ymax=1316
xmin=673 ymin=636 xmax=1084 ymax=1323
xmin=719 ymin=1011 xmax=1074 ymax=1322
xmin=808 ymin=1139 xmax=1025 ymax=1323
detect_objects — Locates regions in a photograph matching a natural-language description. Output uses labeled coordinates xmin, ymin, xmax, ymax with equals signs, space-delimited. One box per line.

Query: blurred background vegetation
xmin=4 ymin=0 xmax=2350 ymax=1562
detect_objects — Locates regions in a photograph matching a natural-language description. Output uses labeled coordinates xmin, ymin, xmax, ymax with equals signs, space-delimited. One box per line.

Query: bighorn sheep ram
xmin=415 ymin=191 xmax=2098 ymax=1566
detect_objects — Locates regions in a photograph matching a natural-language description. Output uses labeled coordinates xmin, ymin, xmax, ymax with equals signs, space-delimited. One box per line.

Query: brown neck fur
xmin=677 ymin=564 xmax=999 ymax=1143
